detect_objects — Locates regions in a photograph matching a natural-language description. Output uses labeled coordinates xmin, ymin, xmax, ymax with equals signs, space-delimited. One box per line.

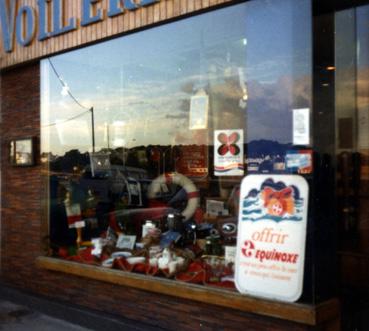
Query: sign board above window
xmin=0 ymin=0 xmax=232 ymax=69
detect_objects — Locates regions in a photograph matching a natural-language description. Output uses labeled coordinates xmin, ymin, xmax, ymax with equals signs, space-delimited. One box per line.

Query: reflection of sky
xmin=245 ymin=0 xmax=310 ymax=82
xmin=245 ymin=0 xmax=311 ymax=143
xmin=357 ymin=5 xmax=369 ymax=68
xmin=357 ymin=4 xmax=369 ymax=110
xmin=41 ymin=0 xmax=312 ymax=155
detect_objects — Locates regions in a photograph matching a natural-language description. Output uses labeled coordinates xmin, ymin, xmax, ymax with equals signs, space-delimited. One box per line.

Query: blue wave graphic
xmin=241 ymin=197 xmax=304 ymax=222
xmin=242 ymin=209 xmax=263 ymax=215
xmin=243 ymin=199 xmax=258 ymax=208
xmin=242 ymin=215 xmax=303 ymax=223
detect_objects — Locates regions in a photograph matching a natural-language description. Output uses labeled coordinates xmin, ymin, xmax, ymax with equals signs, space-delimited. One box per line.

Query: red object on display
xmin=109 ymin=212 xmax=121 ymax=232
xmin=67 ymin=214 xmax=82 ymax=227
xmin=65 ymin=247 xmax=97 ymax=265
xmin=113 ymin=257 xmax=134 ymax=272
xmin=133 ymin=263 xmax=147 ymax=273
xmin=193 ymin=207 xmax=204 ymax=223
xmin=58 ymin=247 xmax=69 ymax=259
xmin=175 ymin=262 xmax=208 ymax=284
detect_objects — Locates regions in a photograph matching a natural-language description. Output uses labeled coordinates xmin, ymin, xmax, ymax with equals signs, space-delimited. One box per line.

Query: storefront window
xmin=41 ymin=0 xmax=312 ymax=291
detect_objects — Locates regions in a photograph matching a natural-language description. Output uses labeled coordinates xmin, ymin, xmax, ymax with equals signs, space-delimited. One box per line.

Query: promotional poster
xmin=235 ymin=175 xmax=308 ymax=302
xmin=214 ymin=129 xmax=244 ymax=176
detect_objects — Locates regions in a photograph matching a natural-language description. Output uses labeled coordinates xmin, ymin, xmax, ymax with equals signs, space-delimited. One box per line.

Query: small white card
xmin=206 ymin=199 xmax=225 ymax=216
xmin=293 ymin=108 xmax=310 ymax=146
xmin=225 ymin=246 xmax=237 ymax=264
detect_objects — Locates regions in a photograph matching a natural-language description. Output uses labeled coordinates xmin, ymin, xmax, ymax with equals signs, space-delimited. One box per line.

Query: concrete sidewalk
xmin=0 ymin=284 xmax=165 ymax=331
xmin=0 ymin=299 xmax=91 ymax=330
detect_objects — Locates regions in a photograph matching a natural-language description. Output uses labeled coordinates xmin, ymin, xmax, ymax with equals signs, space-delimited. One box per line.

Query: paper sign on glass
xmin=293 ymin=108 xmax=310 ymax=145
xmin=235 ymin=175 xmax=308 ymax=302
xmin=214 ymin=129 xmax=244 ymax=176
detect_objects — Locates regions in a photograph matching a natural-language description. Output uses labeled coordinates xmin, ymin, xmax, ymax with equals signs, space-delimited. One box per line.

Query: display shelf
xmin=36 ymin=256 xmax=340 ymax=327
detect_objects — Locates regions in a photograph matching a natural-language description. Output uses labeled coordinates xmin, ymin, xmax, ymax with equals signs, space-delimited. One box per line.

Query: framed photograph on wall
xmin=10 ymin=137 xmax=35 ymax=166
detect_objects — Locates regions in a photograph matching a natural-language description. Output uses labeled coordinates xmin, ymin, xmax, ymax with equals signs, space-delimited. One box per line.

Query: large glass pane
xmin=41 ymin=0 xmax=312 ymax=294
xmin=336 ymin=3 xmax=369 ymax=328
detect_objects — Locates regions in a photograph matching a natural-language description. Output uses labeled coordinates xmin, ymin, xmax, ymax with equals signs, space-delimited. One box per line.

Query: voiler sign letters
xmin=235 ymin=174 xmax=308 ymax=302
xmin=0 ymin=0 xmax=160 ymax=52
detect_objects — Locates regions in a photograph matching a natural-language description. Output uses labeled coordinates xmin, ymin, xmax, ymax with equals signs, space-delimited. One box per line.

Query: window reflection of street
xmin=41 ymin=0 xmax=312 ymax=291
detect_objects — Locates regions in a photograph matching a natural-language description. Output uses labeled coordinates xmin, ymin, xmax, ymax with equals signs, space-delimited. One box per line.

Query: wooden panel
xmin=36 ymin=256 xmax=341 ymax=327
xmin=0 ymin=0 xmax=234 ymax=69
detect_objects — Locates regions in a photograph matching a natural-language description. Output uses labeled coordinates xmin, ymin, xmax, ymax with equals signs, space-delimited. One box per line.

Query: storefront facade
xmin=1 ymin=0 xmax=369 ymax=330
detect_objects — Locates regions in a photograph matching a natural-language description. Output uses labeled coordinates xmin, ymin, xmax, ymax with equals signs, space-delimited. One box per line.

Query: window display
xmin=41 ymin=0 xmax=312 ymax=291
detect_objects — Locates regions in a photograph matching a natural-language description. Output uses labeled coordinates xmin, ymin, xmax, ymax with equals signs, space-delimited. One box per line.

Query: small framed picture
xmin=10 ymin=137 xmax=35 ymax=166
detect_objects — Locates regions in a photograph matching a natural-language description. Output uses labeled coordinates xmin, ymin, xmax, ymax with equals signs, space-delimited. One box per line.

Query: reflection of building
xmin=15 ymin=152 xmax=31 ymax=165
xmin=1 ymin=1 xmax=369 ymax=330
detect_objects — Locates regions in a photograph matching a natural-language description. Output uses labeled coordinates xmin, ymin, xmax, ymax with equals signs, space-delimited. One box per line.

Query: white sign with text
xmin=293 ymin=108 xmax=310 ymax=146
xmin=235 ymin=175 xmax=308 ymax=302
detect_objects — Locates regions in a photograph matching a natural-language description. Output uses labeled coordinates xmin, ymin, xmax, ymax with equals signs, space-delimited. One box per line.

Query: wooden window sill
xmin=36 ymin=256 xmax=339 ymax=326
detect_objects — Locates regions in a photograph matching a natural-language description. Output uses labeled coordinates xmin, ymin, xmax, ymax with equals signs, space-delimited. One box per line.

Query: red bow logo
xmin=217 ymin=132 xmax=240 ymax=156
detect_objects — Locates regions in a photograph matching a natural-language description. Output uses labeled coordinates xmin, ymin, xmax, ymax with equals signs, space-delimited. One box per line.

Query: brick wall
xmin=1 ymin=63 xmax=43 ymax=283
xmin=0 ymin=63 xmax=312 ymax=331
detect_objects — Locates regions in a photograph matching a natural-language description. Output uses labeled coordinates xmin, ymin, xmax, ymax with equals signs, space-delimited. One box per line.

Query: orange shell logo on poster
xmin=261 ymin=187 xmax=295 ymax=217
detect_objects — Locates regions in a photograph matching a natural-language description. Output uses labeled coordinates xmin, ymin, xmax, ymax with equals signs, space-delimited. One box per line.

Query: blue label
xmin=0 ymin=0 xmax=161 ymax=51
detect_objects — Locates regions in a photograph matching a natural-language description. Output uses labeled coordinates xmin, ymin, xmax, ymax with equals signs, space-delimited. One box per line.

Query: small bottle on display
xmin=142 ymin=220 xmax=155 ymax=238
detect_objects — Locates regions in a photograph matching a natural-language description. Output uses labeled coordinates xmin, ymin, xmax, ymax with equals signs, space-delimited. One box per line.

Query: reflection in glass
xmin=336 ymin=4 xmax=369 ymax=249
xmin=335 ymin=6 xmax=369 ymax=328
xmin=41 ymin=0 xmax=312 ymax=292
